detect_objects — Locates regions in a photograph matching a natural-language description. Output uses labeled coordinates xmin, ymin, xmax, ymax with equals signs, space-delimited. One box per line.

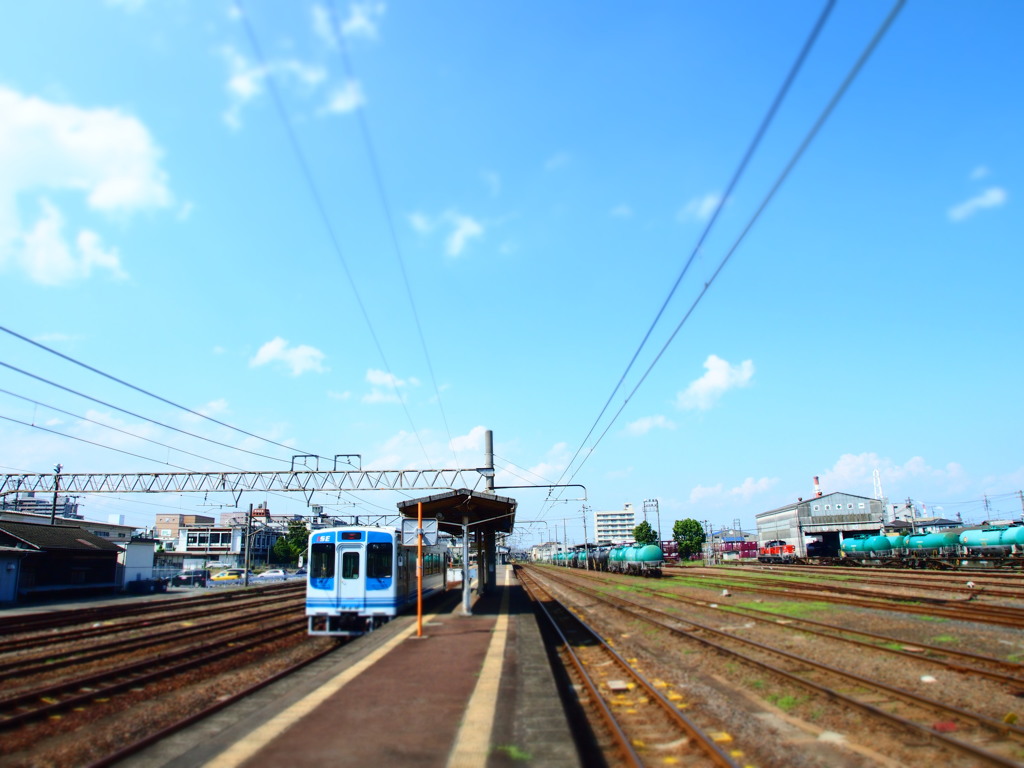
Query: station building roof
xmin=397 ymin=489 xmax=517 ymax=536
xmin=0 ymin=521 xmax=123 ymax=552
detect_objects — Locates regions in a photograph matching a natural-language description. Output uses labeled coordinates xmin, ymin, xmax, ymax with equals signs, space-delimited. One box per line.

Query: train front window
xmin=342 ymin=551 xmax=359 ymax=579
xmin=311 ymin=543 xmax=335 ymax=579
xmin=367 ymin=542 xmax=393 ymax=579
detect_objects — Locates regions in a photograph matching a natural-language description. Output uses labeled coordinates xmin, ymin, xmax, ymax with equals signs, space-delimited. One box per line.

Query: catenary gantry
xmin=0 ymin=468 xmax=495 ymax=496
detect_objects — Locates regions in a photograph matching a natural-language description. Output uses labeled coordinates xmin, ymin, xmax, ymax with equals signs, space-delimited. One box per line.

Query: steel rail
xmin=663 ymin=568 xmax=1024 ymax=628
xmin=0 ymin=618 xmax=306 ymax=728
xmin=81 ymin=643 xmax=339 ymax=768
xmin=519 ymin=566 xmax=740 ymax=768
xmin=0 ymin=581 xmax=303 ymax=637
xmin=0 ymin=588 xmax=303 ymax=652
xmin=0 ymin=603 xmax=301 ymax=681
xmin=537 ymin=567 xmax=1024 ymax=767
xmin=561 ymin=567 xmax=1024 ymax=686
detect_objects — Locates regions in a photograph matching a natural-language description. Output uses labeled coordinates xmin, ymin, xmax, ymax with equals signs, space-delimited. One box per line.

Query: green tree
xmin=632 ymin=520 xmax=658 ymax=545
xmin=672 ymin=518 xmax=705 ymax=558
xmin=272 ymin=520 xmax=310 ymax=565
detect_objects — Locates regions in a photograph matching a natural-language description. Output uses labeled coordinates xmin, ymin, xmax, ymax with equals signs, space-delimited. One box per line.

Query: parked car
xmin=211 ymin=568 xmax=251 ymax=581
xmin=171 ymin=569 xmax=210 ymax=587
xmin=256 ymin=569 xmax=287 ymax=579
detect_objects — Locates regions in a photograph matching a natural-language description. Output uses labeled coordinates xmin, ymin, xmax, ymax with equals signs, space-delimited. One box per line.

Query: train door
xmin=336 ymin=544 xmax=363 ymax=608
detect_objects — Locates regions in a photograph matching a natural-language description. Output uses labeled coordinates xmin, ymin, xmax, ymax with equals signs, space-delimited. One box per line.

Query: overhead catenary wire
xmin=0 ymin=387 xmax=256 ymax=472
xmin=0 ymin=325 xmax=312 ymax=458
xmin=0 ymin=360 xmax=289 ymax=465
xmin=328 ymin=0 xmax=461 ymax=469
xmin=551 ymin=0 xmax=839 ymax=500
xmin=556 ymin=0 xmax=907 ymax=497
xmin=235 ymin=2 xmax=434 ymax=467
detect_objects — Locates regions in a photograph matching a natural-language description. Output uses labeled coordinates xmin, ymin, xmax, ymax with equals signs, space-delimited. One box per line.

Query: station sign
xmin=401 ymin=517 xmax=438 ymax=546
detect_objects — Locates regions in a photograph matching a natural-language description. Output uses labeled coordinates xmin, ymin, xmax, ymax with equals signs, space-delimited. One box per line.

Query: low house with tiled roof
xmin=0 ymin=521 xmax=121 ymax=601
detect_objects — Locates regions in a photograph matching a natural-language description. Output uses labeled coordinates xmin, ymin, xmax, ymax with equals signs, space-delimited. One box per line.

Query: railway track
xmin=517 ymin=565 xmax=742 ymax=767
xmin=561 ymin=568 xmax=1024 ymax=687
xmin=662 ymin=568 xmax=1024 ymax=628
xmin=528 ymin=565 xmax=1024 ymax=767
xmin=0 ymin=586 xmax=334 ymax=767
xmin=727 ymin=564 xmax=1024 ymax=596
xmin=0 ymin=587 xmax=304 ymax=655
xmin=0 ymin=581 xmax=303 ymax=638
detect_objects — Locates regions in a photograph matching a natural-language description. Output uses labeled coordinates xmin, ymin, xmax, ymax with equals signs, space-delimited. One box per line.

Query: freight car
xmin=837 ymin=525 xmax=1024 ymax=569
xmin=306 ymin=525 xmax=446 ymax=636
xmin=547 ymin=543 xmax=664 ymax=577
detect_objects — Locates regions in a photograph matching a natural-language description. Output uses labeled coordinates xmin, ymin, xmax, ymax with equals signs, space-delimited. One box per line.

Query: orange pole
xmin=416 ymin=501 xmax=423 ymax=637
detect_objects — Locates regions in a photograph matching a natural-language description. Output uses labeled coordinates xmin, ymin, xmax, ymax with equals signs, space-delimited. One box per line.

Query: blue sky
xmin=0 ymin=1 xmax=1021 ymax=547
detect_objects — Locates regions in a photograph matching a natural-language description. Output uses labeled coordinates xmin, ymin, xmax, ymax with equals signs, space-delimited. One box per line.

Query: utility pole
xmin=645 ymin=498 xmax=661 ymax=546
xmin=49 ymin=463 xmax=62 ymax=525
xmin=244 ymin=503 xmax=252 ymax=586
xmin=582 ymin=506 xmax=590 ymax=570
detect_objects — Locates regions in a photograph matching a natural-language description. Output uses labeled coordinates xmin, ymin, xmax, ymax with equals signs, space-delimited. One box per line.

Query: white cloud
xmin=625 ymin=415 xmax=675 ymax=435
xmin=688 ymin=476 xmax=777 ymax=505
xmin=363 ymin=368 xmax=419 ymax=403
xmin=544 ymin=152 xmax=570 ymax=171
xmin=328 ymin=390 xmax=352 ymax=401
xmin=249 ymin=337 xmax=327 ymax=376
xmin=199 ymin=398 xmax=229 ymax=416
xmin=610 ymin=204 xmax=633 ymax=218
xmin=321 ymin=80 xmax=365 ymax=114
xmin=446 ymin=213 xmax=484 ymax=257
xmin=689 ymin=483 xmax=724 ymax=504
xmin=408 ymin=211 xmax=433 ymax=234
xmin=34 ymin=332 xmax=77 ymax=344
xmin=729 ymin=476 xmax=778 ymax=500
xmin=221 ymin=46 xmax=326 ymax=129
xmin=970 ymin=166 xmax=990 ymax=180
xmin=948 ymin=187 xmax=1007 ymax=221
xmin=0 ymin=86 xmax=171 ymax=284
xmin=312 ymin=4 xmax=336 ymax=46
xmin=177 ymin=201 xmax=194 ymax=221
xmin=678 ymin=193 xmax=722 ymax=222
xmin=410 ymin=210 xmax=485 ymax=257
xmin=676 ymin=354 xmax=754 ymax=411
xmin=341 ymin=2 xmax=387 ymax=39
xmin=514 ymin=442 xmax=570 ymax=488
xmin=818 ymin=452 xmax=968 ymax=498
xmin=450 ymin=425 xmax=488 ymax=454
xmin=17 ymin=200 xmax=127 ymax=285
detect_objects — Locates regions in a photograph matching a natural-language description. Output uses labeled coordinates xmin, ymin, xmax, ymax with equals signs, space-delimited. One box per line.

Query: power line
xmin=556 ymin=0 xmax=838 ymax=494
xmin=564 ymin=0 xmax=907 ymax=489
xmin=235 ymin=2 xmax=434 ymax=466
xmin=545 ymin=0 xmax=906 ymax=513
xmin=0 ymin=324 xmax=312 ymax=457
xmin=0 ymin=360 xmax=289 ymax=464
xmin=0 ymin=413 xmax=197 ymax=470
xmin=0 ymin=387 xmax=254 ymax=472
xmin=328 ymin=0 xmax=460 ymax=468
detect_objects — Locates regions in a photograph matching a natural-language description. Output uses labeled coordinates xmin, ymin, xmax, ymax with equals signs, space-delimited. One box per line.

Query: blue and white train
xmin=306 ymin=525 xmax=447 ymax=636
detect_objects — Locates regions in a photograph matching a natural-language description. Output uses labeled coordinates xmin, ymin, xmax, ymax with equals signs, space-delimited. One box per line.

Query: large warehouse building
xmin=756 ymin=490 xmax=887 ymax=557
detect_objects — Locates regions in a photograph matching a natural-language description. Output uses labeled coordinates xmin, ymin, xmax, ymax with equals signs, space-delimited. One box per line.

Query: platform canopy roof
xmin=397 ymin=489 xmax=517 ymax=536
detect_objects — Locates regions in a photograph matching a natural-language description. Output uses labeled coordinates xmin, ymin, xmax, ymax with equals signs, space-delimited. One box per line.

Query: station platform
xmin=120 ymin=565 xmax=580 ymax=768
